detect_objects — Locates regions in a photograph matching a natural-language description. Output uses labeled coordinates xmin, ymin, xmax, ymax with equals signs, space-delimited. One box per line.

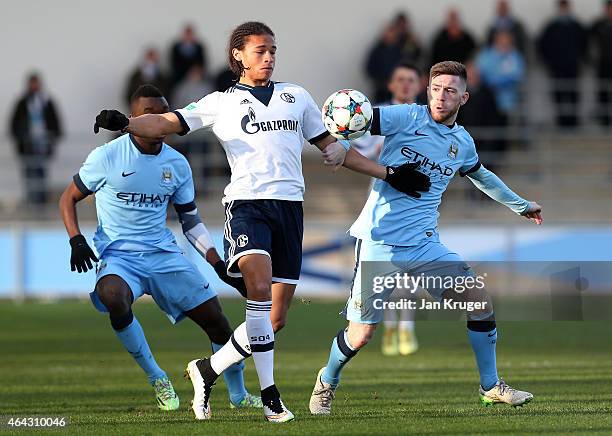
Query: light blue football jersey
xmin=349 ymin=104 xmax=480 ymax=246
xmin=75 ymin=134 xmax=194 ymax=256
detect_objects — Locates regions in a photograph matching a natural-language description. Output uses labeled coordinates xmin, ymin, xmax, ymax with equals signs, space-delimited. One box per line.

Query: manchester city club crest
xmin=448 ymin=143 xmax=459 ymax=159
xmin=161 ymin=168 xmax=172 ymax=183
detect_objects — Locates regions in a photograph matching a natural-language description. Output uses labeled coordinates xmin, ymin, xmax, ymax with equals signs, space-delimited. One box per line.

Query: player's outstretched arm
xmin=175 ymin=204 xmax=247 ymax=297
xmin=318 ymin=141 xmax=431 ymax=198
xmin=93 ymin=110 xmax=182 ymax=138
xmin=59 ymin=181 xmax=98 ymax=272
xmin=467 ymin=165 xmax=543 ymax=225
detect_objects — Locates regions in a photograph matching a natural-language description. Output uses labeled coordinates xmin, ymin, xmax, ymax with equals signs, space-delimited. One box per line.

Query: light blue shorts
xmin=90 ymin=249 xmax=216 ymax=324
xmin=343 ymin=239 xmax=490 ymax=324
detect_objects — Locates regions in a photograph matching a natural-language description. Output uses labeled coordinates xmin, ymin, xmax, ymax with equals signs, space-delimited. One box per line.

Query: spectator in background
xmin=394 ymin=13 xmax=422 ymax=66
xmin=538 ymin=0 xmax=587 ymax=127
xmin=430 ymin=9 xmax=476 ymax=67
xmin=476 ymin=30 xmax=525 ymax=117
xmin=366 ymin=14 xmax=408 ymax=101
xmin=171 ymin=64 xmax=214 ymax=158
xmin=170 ymin=24 xmax=207 ymax=88
xmin=10 ymin=73 xmax=62 ymax=205
xmin=589 ymin=0 xmax=612 ymax=126
xmin=486 ymin=0 xmax=528 ymax=55
xmin=458 ymin=62 xmax=506 ymax=160
xmin=125 ymin=48 xmax=169 ymax=107
xmin=172 ymin=65 xmax=213 ymax=110
xmin=215 ymin=67 xmax=236 ymax=92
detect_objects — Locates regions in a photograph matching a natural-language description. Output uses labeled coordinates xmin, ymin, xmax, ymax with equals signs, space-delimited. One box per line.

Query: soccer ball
xmin=322 ymin=89 xmax=373 ymax=140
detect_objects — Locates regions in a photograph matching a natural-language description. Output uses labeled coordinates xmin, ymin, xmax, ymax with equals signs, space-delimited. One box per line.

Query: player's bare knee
xmin=96 ymin=275 xmax=131 ymax=314
xmin=246 ymin=281 xmax=272 ymax=301
xmin=347 ymin=323 xmax=377 ymax=350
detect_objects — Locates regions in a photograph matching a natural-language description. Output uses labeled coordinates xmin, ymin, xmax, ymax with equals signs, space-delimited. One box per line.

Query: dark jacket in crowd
xmin=590 ymin=17 xmax=612 ymax=77
xmin=171 ymin=41 xmax=206 ymax=85
xmin=457 ymin=83 xmax=506 ymax=153
xmin=10 ymin=94 xmax=62 ymax=156
xmin=538 ymin=16 xmax=587 ymax=78
xmin=430 ymin=30 xmax=476 ymax=66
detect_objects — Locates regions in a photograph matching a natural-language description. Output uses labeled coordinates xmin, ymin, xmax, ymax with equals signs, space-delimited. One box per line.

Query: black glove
xmin=69 ymin=234 xmax=98 ymax=273
xmin=384 ymin=162 xmax=431 ymax=198
xmin=214 ymin=260 xmax=247 ymax=298
xmin=94 ymin=110 xmax=129 ymax=134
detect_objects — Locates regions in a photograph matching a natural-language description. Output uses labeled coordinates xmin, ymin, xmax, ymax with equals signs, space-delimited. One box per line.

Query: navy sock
xmin=321 ymin=329 xmax=358 ymax=387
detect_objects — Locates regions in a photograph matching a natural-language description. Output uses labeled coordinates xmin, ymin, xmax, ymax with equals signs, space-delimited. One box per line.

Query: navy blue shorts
xmin=223 ymin=199 xmax=303 ymax=284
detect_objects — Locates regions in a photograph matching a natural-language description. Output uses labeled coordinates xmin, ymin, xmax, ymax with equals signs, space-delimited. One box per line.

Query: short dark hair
xmin=429 ymin=61 xmax=467 ymax=83
xmin=227 ymin=21 xmax=275 ymax=77
xmin=130 ymin=84 xmax=164 ymax=104
xmin=392 ymin=61 xmax=421 ymax=78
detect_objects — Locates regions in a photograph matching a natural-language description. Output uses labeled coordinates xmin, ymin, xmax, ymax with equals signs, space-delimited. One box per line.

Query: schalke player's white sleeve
xmin=173 ymin=92 xmax=220 ymax=136
xmin=74 ymin=145 xmax=109 ymax=194
xmin=371 ymin=104 xmax=419 ymax=136
xmin=301 ymin=89 xmax=330 ymax=144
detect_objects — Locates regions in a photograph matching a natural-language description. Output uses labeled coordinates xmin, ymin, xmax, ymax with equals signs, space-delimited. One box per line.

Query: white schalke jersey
xmin=174 ymin=81 xmax=328 ymax=203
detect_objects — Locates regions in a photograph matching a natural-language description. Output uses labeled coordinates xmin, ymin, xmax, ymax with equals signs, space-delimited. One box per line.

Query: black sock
xmin=196 ymin=357 xmax=219 ymax=385
xmin=110 ymin=310 xmax=134 ymax=331
xmin=261 ymin=384 xmax=282 ymax=411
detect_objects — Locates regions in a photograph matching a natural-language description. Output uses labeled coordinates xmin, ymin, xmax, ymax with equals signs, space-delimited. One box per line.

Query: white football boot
xmin=184 ymin=359 xmax=214 ymax=420
xmin=480 ymin=379 xmax=533 ymax=407
xmin=309 ymin=367 xmax=337 ymax=415
xmin=263 ymin=397 xmax=294 ymax=423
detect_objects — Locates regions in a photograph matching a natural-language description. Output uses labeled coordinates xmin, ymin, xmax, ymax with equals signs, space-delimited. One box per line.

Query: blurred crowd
xmin=367 ymin=0 xmax=612 ymax=130
xmin=7 ymin=0 xmax=612 ymax=205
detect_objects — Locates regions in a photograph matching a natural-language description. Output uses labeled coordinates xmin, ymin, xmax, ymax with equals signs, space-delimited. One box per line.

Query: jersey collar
xmin=235 ymin=81 xmax=274 ymax=106
xmin=129 ymin=134 xmax=164 ymax=155
xmin=425 ymin=108 xmax=460 ymax=135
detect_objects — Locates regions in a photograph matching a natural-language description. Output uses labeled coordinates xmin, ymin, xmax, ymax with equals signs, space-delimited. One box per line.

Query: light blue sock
xmin=114 ymin=317 xmax=166 ymax=385
xmin=321 ymin=330 xmax=358 ymax=387
xmin=467 ymin=327 xmax=499 ymax=390
xmin=212 ymin=342 xmax=247 ymax=405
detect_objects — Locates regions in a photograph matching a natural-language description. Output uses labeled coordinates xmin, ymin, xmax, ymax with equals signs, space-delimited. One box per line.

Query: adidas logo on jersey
xmin=240 ymin=99 xmax=252 ymax=105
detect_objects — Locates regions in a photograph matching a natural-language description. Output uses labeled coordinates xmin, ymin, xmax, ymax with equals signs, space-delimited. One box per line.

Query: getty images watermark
xmin=350 ymin=261 xmax=612 ymax=322
xmin=371 ymin=271 xmax=489 ymax=312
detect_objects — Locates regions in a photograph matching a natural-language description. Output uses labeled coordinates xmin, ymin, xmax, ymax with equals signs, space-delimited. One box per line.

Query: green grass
xmin=1 ymin=299 xmax=611 ymax=435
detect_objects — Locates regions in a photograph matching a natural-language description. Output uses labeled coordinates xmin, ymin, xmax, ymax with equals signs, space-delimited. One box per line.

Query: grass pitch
xmin=1 ymin=299 xmax=611 ymax=435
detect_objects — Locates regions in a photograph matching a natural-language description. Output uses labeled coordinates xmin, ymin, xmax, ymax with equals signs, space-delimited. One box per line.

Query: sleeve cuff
xmin=174 ymin=201 xmax=197 ymax=213
xmin=73 ymin=173 xmax=92 ymax=196
xmin=173 ymin=110 xmax=190 ymax=136
xmin=370 ymin=108 xmax=381 ymax=136
xmin=460 ymin=161 xmax=482 ymax=177
xmin=308 ymin=130 xmax=331 ymax=145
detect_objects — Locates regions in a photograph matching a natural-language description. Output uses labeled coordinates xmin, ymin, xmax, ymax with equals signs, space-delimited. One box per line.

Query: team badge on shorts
xmin=237 ymin=234 xmax=249 ymax=247
xmin=448 ymin=143 xmax=459 ymax=159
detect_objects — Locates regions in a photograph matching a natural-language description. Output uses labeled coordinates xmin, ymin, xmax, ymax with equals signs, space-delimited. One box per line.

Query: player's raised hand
xmin=93 ymin=110 xmax=129 ymax=134
xmin=384 ymin=162 xmax=431 ymax=198
xmin=521 ymin=201 xmax=543 ymax=225
xmin=214 ymin=260 xmax=247 ymax=298
xmin=69 ymin=234 xmax=98 ymax=273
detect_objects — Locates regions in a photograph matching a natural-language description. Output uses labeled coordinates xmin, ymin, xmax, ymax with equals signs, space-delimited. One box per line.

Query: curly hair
xmin=227 ymin=21 xmax=275 ymax=78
